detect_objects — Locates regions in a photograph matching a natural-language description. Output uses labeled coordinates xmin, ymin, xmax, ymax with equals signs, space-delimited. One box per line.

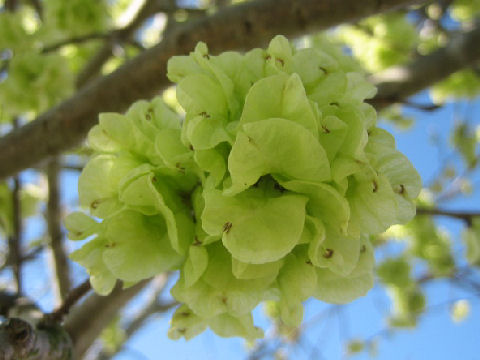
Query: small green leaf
xmin=64 ymin=211 xmax=100 ymax=240
xmin=202 ymin=188 xmax=307 ymax=264
xmin=227 ymin=118 xmax=330 ymax=194
xmin=103 ymin=210 xmax=183 ymax=283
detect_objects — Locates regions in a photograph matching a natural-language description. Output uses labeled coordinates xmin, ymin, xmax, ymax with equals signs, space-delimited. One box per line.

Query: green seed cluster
xmin=66 ymin=36 xmax=421 ymax=340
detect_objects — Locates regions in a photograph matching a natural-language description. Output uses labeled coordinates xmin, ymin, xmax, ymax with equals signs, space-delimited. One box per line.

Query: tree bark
xmin=370 ymin=25 xmax=480 ymax=109
xmin=0 ymin=0 xmax=426 ymax=179
xmin=0 ymin=318 xmax=72 ymax=360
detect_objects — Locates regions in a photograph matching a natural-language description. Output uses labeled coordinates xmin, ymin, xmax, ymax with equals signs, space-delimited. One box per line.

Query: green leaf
xmin=311 ymin=227 xmax=361 ymax=277
xmin=277 ymin=249 xmax=317 ymax=326
xmin=168 ymin=305 xmax=207 ymax=340
xmin=194 ymin=148 xmax=227 ymax=188
xmin=87 ymin=124 xmax=121 ymax=153
xmin=202 ymin=188 xmax=307 ymax=264
xmin=184 ymin=245 xmax=209 ymax=288
xmin=155 ymin=128 xmax=192 ymax=168
xmin=463 ymin=219 xmax=480 ymax=266
xmin=278 ymin=179 xmax=350 ymax=235
xmin=173 ymin=243 xmax=274 ymax=318
xmin=177 ymin=73 xmax=229 ymax=118
xmin=342 ymin=73 xmax=377 ymax=102
xmin=240 ymin=73 xmax=317 ymax=135
xmin=64 ymin=211 xmax=100 ymax=240
xmin=78 ymin=154 xmax=139 ymax=218
xmin=231 ymin=258 xmax=283 ymax=280
xmin=208 ymin=313 xmax=263 ymax=340
xmin=103 ymin=210 xmax=183 ymax=283
xmin=292 ymin=48 xmax=338 ymax=88
xmin=377 ymin=257 xmax=412 ymax=288
xmin=227 ymin=118 xmax=330 ymax=194
xmin=119 ymin=172 xmax=194 ymax=255
xmin=347 ymin=174 xmax=398 ymax=235
xmin=314 ymin=238 xmax=374 ymax=304
xmin=70 ymin=236 xmax=116 ymax=296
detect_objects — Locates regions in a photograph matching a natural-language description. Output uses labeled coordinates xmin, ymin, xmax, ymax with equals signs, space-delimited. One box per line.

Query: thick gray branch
xmin=0 ymin=0 xmax=425 ymax=179
xmin=64 ymin=280 xmax=149 ymax=359
xmin=0 ymin=318 xmax=72 ymax=360
xmin=370 ymin=24 xmax=480 ymax=109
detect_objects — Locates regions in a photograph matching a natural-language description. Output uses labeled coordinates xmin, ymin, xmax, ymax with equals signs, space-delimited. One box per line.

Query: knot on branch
xmin=0 ymin=317 xmax=73 ymax=360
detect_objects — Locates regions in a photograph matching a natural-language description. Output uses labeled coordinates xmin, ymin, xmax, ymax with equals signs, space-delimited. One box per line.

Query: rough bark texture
xmin=0 ymin=0 xmax=425 ymax=179
xmin=0 ymin=318 xmax=72 ymax=360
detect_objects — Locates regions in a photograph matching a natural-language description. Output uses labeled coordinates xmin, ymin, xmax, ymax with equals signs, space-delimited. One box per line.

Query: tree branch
xmin=0 ymin=0 xmax=426 ymax=179
xmin=42 ymin=32 xmax=109 ymax=53
xmin=46 ymin=157 xmax=71 ymax=303
xmin=0 ymin=318 xmax=72 ymax=360
xmin=7 ymin=118 xmax=23 ymax=294
xmin=42 ymin=279 xmax=91 ymax=325
xmin=0 ymin=246 xmax=43 ymax=272
xmin=369 ymin=24 xmax=480 ymax=109
xmin=64 ymin=280 xmax=149 ymax=359
xmin=416 ymin=206 xmax=480 ymax=225
xmin=96 ymin=275 xmax=176 ymax=359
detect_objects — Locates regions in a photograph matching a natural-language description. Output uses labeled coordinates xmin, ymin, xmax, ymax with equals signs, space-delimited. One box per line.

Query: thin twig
xmin=0 ymin=245 xmax=43 ymax=272
xmin=42 ymin=32 xmax=110 ymax=53
xmin=75 ymin=0 xmax=164 ymax=88
xmin=47 ymin=157 xmax=71 ymax=303
xmin=402 ymin=101 xmax=443 ymax=111
xmin=416 ymin=206 xmax=480 ymax=225
xmin=367 ymin=97 xmax=443 ymax=111
xmin=7 ymin=118 xmax=22 ymax=294
xmin=42 ymin=279 xmax=91 ymax=325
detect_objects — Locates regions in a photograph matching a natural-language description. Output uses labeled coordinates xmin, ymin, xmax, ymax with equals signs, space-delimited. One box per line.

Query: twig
xmin=401 ymin=101 xmax=443 ymax=111
xmin=0 ymin=291 xmax=19 ymax=317
xmin=416 ymin=206 xmax=480 ymax=225
xmin=0 ymin=246 xmax=43 ymax=272
xmin=47 ymin=157 xmax=72 ymax=303
xmin=368 ymin=97 xmax=443 ymax=111
xmin=7 ymin=118 xmax=22 ymax=294
xmin=42 ymin=279 xmax=91 ymax=325
xmin=75 ymin=0 xmax=165 ymax=88
xmin=42 ymin=32 xmax=110 ymax=53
